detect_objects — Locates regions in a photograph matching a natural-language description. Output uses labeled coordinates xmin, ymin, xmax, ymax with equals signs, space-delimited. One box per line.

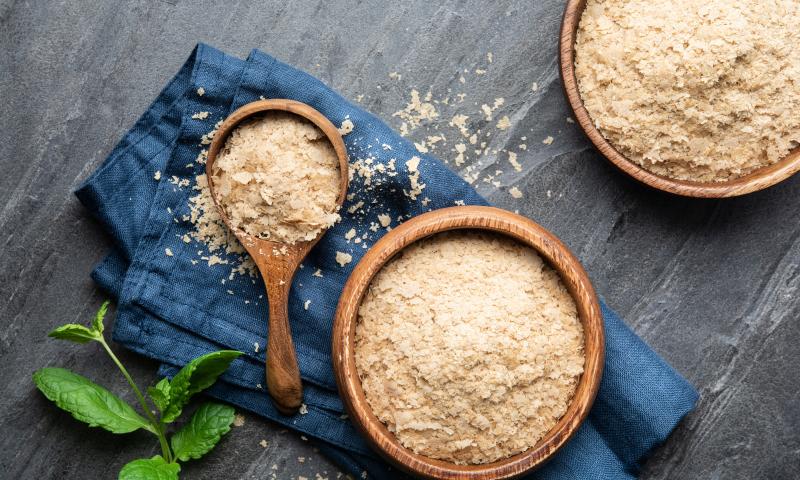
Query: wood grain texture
xmin=332 ymin=206 xmax=604 ymax=479
xmin=559 ymin=0 xmax=800 ymax=198
xmin=206 ymin=100 xmax=350 ymax=415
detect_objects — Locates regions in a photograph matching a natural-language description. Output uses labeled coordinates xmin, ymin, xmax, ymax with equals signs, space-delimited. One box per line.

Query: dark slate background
xmin=1 ymin=1 xmax=798 ymax=479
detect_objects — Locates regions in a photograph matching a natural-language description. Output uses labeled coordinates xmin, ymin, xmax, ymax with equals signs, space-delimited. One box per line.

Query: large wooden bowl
xmin=332 ymin=206 xmax=604 ymax=479
xmin=559 ymin=0 xmax=800 ymax=198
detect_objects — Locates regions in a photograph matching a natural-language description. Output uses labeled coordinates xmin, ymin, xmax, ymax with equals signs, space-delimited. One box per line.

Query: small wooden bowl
xmin=559 ymin=0 xmax=800 ymax=198
xmin=332 ymin=206 xmax=604 ymax=479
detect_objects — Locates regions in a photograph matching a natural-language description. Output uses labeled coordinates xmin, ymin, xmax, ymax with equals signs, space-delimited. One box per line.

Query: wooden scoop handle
xmin=257 ymin=255 xmax=303 ymax=415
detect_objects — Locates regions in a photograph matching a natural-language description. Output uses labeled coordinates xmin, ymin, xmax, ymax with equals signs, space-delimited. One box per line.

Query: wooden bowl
xmin=559 ymin=0 xmax=800 ymax=198
xmin=332 ymin=206 xmax=604 ymax=479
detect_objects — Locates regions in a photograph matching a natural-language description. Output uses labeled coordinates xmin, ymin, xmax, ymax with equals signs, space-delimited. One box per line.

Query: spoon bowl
xmin=206 ymin=99 xmax=349 ymax=415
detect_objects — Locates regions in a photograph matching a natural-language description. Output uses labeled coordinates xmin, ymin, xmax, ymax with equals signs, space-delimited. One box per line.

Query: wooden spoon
xmin=206 ymin=99 xmax=349 ymax=415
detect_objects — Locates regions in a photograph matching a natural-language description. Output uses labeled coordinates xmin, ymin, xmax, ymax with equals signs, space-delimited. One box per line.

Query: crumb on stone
xmin=233 ymin=413 xmax=245 ymax=427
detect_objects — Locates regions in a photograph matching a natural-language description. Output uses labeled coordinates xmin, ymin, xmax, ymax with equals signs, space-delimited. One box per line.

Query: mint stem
xmin=98 ymin=335 xmax=173 ymax=463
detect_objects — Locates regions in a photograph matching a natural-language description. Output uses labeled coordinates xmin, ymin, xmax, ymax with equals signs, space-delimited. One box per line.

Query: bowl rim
xmin=332 ymin=206 xmax=605 ymax=480
xmin=559 ymin=0 xmax=800 ymax=198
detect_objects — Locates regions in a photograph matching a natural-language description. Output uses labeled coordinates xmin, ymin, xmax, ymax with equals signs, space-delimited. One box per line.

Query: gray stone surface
xmin=1 ymin=0 xmax=798 ymax=478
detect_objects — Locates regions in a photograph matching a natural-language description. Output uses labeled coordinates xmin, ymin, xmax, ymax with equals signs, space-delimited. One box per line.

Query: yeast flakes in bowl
xmin=333 ymin=206 xmax=604 ymax=479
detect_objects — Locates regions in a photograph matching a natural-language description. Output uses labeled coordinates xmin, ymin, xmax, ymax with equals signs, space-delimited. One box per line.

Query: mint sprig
xmin=119 ymin=456 xmax=180 ymax=480
xmin=33 ymin=301 xmax=243 ymax=479
xmin=170 ymin=402 xmax=236 ymax=461
xmin=33 ymin=368 xmax=153 ymax=434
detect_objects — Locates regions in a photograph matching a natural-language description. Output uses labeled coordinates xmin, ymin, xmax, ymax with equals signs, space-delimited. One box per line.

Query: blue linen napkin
xmin=75 ymin=43 xmax=698 ymax=479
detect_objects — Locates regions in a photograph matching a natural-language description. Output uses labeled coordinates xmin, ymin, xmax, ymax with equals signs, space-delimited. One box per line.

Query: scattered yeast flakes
xmin=154 ymin=170 xmax=162 ymax=181
xmin=233 ymin=414 xmax=245 ymax=427
xmin=165 ymin=248 xmax=174 ymax=257
xmin=338 ymin=118 xmax=354 ymax=135
xmin=508 ymin=151 xmax=522 ymax=172
xmin=335 ymin=251 xmax=352 ymax=267
xmin=392 ymin=89 xmax=439 ymax=136
xmin=313 ymin=269 xmax=323 ymax=277
xmin=575 ymin=0 xmax=800 ymax=181
xmin=480 ymin=104 xmax=493 ymax=121
xmin=299 ymin=403 xmax=309 ymax=415
xmin=454 ymin=143 xmax=468 ymax=166
xmin=211 ymin=112 xmax=341 ymax=244
xmin=377 ymin=214 xmax=392 ymax=228
xmin=207 ymin=255 xmax=226 ymax=266
xmin=542 ymin=136 xmax=554 ymax=145
xmin=404 ymin=156 xmax=426 ymax=200
xmin=192 ymin=111 xmax=210 ymax=120
xmin=259 ymin=439 xmax=268 ymax=448
xmin=496 ymin=116 xmax=511 ymax=130
xmin=509 ymin=186 xmax=523 ymax=198
xmin=188 ymin=169 xmax=255 ymax=277
xmin=426 ymin=134 xmax=445 ymax=149
xmin=355 ymin=232 xmax=584 ymax=464
xmin=450 ymin=114 xmax=470 ymax=137
xmin=479 ymin=98 xmax=504 ymax=121
xmin=304 ymin=300 xmax=311 ymax=310
xmin=199 ymin=120 xmax=223 ymax=145
xmin=345 ymin=228 xmax=357 ymax=241
xmin=197 ymin=87 xmax=205 ymax=96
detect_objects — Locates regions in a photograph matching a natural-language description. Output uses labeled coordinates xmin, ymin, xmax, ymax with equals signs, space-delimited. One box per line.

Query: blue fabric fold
xmin=75 ymin=43 xmax=697 ymax=479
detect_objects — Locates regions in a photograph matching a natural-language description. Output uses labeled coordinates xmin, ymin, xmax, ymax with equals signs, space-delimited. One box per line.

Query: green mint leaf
xmin=147 ymin=378 xmax=171 ymax=413
xmin=162 ymin=350 xmax=242 ymax=423
xmin=170 ymin=402 xmax=236 ymax=461
xmin=119 ymin=455 xmax=180 ymax=480
xmin=92 ymin=300 xmax=110 ymax=334
xmin=48 ymin=324 xmax=99 ymax=343
xmin=33 ymin=367 xmax=152 ymax=434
